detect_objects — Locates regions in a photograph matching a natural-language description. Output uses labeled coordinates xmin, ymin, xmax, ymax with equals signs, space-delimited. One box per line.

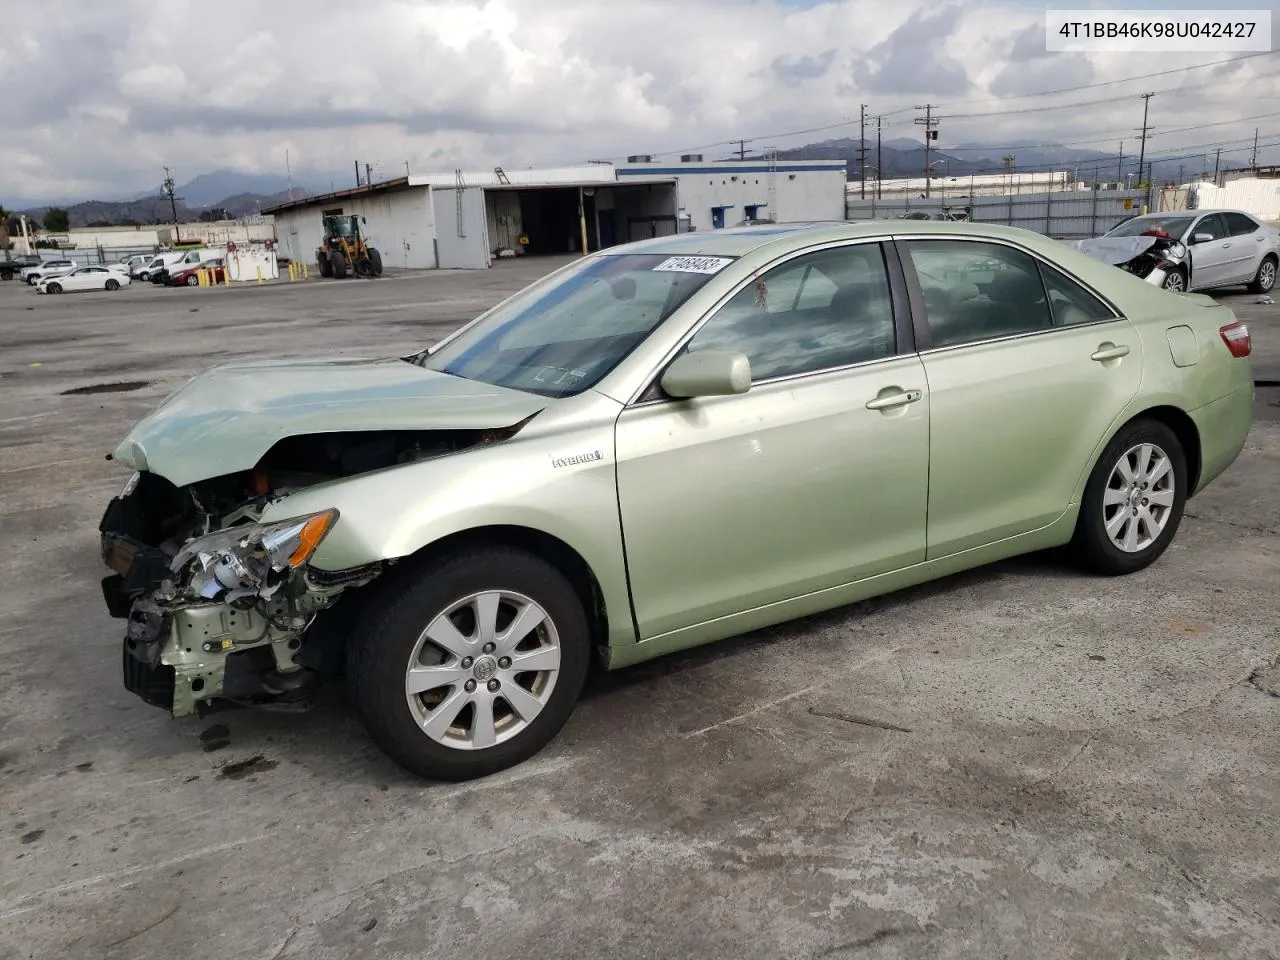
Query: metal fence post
xmin=1045 ymin=190 xmax=1052 ymax=236
xmin=1090 ymin=182 xmax=1098 ymax=237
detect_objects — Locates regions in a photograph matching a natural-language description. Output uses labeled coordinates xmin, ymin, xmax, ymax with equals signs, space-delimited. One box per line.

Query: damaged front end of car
xmin=100 ymin=468 xmax=375 ymax=717
xmin=99 ymin=423 xmax=532 ymax=718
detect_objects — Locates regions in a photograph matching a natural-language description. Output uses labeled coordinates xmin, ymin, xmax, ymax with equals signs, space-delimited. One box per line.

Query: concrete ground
xmin=0 ymin=261 xmax=1277 ymax=960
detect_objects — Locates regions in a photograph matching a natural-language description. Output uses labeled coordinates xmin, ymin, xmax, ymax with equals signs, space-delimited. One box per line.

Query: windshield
xmin=419 ymin=253 xmax=729 ymax=398
xmin=1106 ymin=215 xmax=1194 ymax=238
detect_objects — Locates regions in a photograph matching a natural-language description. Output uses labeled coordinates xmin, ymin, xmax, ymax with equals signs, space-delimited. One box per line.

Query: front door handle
xmin=1091 ymin=343 xmax=1131 ymax=362
xmin=866 ymin=388 xmax=923 ymax=411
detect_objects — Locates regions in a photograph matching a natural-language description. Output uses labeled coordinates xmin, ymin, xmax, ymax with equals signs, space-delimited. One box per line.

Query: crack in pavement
xmin=1183 ymin=512 xmax=1278 ymax=536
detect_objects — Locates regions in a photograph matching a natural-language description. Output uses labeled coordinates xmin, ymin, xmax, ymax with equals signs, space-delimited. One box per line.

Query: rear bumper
xmin=1190 ymin=385 xmax=1253 ymax=495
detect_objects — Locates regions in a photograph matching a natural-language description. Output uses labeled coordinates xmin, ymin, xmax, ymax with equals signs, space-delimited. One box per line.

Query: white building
xmin=864 ymin=171 xmax=1072 ymax=200
xmin=266 ymin=165 xmax=680 ymax=270
xmin=617 ymin=156 xmax=847 ymax=231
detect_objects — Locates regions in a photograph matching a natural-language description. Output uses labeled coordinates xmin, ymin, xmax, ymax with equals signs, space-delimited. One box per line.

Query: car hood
xmin=1074 ymin=236 xmax=1161 ymax=265
xmin=111 ymin=356 xmax=548 ymax=486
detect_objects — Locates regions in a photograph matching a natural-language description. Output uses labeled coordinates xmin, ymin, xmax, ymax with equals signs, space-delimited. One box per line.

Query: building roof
xmin=263 ymin=176 xmax=415 ymax=215
xmin=410 ymin=164 xmax=618 ymax=188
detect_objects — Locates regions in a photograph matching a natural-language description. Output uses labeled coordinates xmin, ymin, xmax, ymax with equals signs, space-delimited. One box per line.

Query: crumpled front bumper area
xmin=100 ymin=486 xmax=372 ymax=718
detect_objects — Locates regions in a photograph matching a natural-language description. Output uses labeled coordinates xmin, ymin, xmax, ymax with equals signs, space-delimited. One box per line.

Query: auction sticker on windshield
xmin=653 ymin=256 xmax=734 ymax=274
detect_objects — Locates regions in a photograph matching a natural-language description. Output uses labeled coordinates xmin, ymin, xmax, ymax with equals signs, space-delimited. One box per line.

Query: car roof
xmin=603 ymin=219 xmax=1083 ymax=258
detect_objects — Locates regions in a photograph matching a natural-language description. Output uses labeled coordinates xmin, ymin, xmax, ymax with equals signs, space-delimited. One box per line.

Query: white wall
xmin=273 ymin=187 xmax=437 ymax=269
xmin=61 ymin=229 xmax=170 ymax=249
xmin=1192 ymin=178 xmax=1280 ymax=220
xmin=173 ymin=222 xmax=276 ymax=245
xmin=617 ymin=161 xmax=846 ymax=231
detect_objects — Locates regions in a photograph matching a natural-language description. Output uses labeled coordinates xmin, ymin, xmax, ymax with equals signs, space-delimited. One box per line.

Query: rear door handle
xmin=866 ymin=388 xmax=923 ymax=410
xmin=1091 ymin=343 xmax=1131 ymax=362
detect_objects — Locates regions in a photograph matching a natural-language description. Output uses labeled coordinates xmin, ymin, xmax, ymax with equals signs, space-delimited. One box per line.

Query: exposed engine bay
xmin=1074 ymin=232 xmax=1189 ymax=289
xmin=100 ymin=427 xmax=519 ymax=717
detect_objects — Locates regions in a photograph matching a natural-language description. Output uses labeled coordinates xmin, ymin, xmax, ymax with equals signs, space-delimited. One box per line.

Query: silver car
xmin=1095 ymin=209 xmax=1280 ymax=294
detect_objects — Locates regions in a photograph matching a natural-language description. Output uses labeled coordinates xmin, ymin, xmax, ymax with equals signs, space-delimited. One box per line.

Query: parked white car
xmin=1079 ymin=208 xmax=1280 ymax=293
xmin=37 ymin=266 xmax=131 ymax=294
xmin=133 ymin=252 xmax=188 ymax=282
xmin=21 ymin=259 xmax=76 ymax=285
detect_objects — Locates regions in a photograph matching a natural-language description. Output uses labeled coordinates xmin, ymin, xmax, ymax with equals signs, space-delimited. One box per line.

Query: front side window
xmin=420 ymin=253 xmax=727 ymax=397
xmin=1192 ymin=214 xmax=1228 ymax=242
xmin=905 ymin=240 xmax=1053 ymax=348
xmin=684 ymin=243 xmax=896 ymax=381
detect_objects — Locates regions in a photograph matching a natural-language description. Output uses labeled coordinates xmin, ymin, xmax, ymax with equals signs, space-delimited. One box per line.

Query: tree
xmin=43 ymin=208 xmax=70 ymax=232
xmin=86 ymin=219 xmax=114 ymax=228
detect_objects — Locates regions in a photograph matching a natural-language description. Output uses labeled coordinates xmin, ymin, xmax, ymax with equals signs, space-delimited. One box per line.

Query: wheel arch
xmin=393 ymin=524 xmax=615 ymax=662
xmin=1111 ymin=404 xmax=1202 ymax=493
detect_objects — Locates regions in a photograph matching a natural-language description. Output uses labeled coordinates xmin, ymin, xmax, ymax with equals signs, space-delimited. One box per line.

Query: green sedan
xmin=98 ymin=221 xmax=1254 ymax=781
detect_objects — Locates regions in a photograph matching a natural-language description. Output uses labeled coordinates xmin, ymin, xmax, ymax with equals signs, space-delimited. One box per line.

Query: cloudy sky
xmin=3 ymin=0 xmax=1279 ymax=203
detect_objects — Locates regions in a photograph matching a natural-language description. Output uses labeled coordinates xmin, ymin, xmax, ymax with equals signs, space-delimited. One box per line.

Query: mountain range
xmin=11 ymin=137 xmax=1270 ymax=230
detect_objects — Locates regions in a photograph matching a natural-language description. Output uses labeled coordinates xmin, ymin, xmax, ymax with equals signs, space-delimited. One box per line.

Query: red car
xmin=167 ymin=259 xmax=226 ymax=286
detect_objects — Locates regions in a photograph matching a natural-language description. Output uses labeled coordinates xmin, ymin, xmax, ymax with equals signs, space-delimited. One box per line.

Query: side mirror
xmin=661 ymin=350 xmax=751 ymax=399
xmin=1192 ymin=232 xmax=1214 ymax=244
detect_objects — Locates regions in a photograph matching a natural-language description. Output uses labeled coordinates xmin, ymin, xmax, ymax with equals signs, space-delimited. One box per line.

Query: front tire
xmin=46 ymin=282 xmax=62 ymax=294
xmin=1161 ymin=267 xmax=1186 ymax=292
xmin=348 ymin=547 xmax=591 ymax=781
xmin=185 ymin=274 xmax=199 ymax=286
xmin=105 ymin=278 xmax=119 ymax=291
xmin=330 ymin=251 xmax=348 ymax=279
xmin=369 ymin=247 xmax=383 ymax=277
xmin=1070 ymin=418 xmax=1187 ymax=575
xmin=1248 ymin=255 xmax=1276 ymax=294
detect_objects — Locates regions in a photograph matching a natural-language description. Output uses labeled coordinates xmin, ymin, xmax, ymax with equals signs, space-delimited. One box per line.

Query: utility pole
xmin=876 ymin=115 xmax=883 ymax=200
xmin=914 ymin=104 xmax=939 ymax=196
xmin=1251 ymin=128 xmax=1259 ymax=168
xmin=1214 ymin=147 xmax=1222 ymax=183
xmin=1176 ymin=164 xmax=1184 ymax=186
xmin=732 ymin=139 xmax=748 ymax=161
xmin=355 ymin=160 xmax=361 ymax=186
xmin=162 ymin=166 xmax=181 ymax=243
xmin=1116 ymin=141 xmax=1123 ymax=184
xmin=366 ymin=163 xmax=373 ymax=187
xmin=858 ymin=104 xmax=868 ymax=199
xmin=285 ymin=149 xmax=294 ymax=201
xmin=1135 ymin=92 xmax=1154 ymax=185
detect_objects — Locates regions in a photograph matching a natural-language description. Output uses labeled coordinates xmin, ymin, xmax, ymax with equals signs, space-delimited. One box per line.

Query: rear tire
xmin=105 ymin=278 xmax=119 ymax=291
xmin=46 ymin=282 xmax=62 ymax=294
xmin=369 ymin=248 xmax=383 ymax=277
xmin=347 ymin=547 xmax=591 ymax=781
xmin=1247 ymin=255 xmax=1276 ymax=294
xmin=185 ymin=275 xmax=199 ymax=286
xmin=1070 ymin=418 xmax=1187 ymax=576
xmin=330 ymin=251 xmax=348 ymax=279
xmin=354 ymin=258 xmax=373 ymax=277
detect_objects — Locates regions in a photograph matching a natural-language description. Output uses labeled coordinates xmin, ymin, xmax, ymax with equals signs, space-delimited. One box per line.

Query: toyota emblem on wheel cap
xmin=473 ymin=656 xmax=497 ymax=682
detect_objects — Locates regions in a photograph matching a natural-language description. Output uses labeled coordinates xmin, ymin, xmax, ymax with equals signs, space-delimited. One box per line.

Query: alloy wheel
xmin=1103 ymin=442 xmax=1175 ymax=553
xmin=1260 ymin=260 xmax=1276 ymax=291
xmin=404 ymin=590 xmax=562 ymax=751
xmin=1163 ymin=271 xmax=1185 ymax=292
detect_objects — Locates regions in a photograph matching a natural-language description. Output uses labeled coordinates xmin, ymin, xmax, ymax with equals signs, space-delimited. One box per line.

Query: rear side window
xmin=904 ymin=240 xmax=1052 ymax=348
xmin=1224 ymin=212 xmax=1259 ymax=236
xmin=1039 ymin=264 xmax=1115 ymax=326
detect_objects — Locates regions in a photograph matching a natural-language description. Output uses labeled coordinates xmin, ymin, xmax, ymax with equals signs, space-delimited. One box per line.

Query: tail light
xmin=1219 ymin=321 xmax=1252 ymax=358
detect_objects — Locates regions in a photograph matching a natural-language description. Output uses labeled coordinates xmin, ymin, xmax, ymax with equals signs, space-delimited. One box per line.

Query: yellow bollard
xmin=224 ymin=263 xmax=231 ymax=286
xmin=198 ymin=268 xmax=206 ymax=287
xmin=302 ymin=263 xmax=309 ymax=280
xmin=256 ymin=265 xmax=263 ymax=284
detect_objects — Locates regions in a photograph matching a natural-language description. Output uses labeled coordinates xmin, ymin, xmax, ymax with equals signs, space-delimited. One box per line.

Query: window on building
xmin=684 ymin=243 xmax=896 ymax=381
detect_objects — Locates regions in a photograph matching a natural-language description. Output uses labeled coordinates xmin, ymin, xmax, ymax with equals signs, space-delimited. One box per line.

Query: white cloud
xmin=0 ymin=0 xmax=1278 ymax=203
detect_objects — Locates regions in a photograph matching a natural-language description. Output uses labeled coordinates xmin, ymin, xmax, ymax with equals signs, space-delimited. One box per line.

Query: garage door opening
xmin=485 ymin=181 xmax=678 ymax=260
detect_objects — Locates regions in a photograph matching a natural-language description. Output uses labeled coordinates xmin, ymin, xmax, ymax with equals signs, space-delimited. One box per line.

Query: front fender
xmin=258 ymin=415 xmax=635 ymax=648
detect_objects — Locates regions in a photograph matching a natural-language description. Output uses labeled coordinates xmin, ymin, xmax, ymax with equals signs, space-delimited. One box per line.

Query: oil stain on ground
xmin=217 ymin=755 xmax=277 ymax=780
